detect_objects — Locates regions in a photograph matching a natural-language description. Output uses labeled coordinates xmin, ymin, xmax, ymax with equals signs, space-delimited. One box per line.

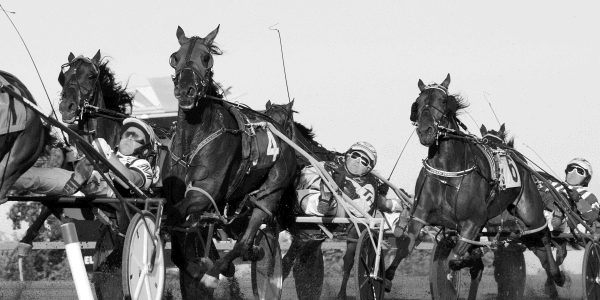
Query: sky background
xmin=1 ymin=1 xmax=599 ymax=237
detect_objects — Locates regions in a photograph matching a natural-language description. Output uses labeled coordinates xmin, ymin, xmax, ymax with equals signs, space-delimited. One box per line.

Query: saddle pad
xmin=0 ymin=75 xmax=28 ymax=134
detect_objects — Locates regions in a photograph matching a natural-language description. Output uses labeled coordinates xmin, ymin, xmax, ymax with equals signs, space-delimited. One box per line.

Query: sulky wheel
xmin=122 ymin=211 xmax=165 ymax=300
xmin=583 ymin=240 xmax=600 ymax=300
xmin=354 ymin=228 xmax=385 ymax=300
xmin=429 ymin=236 xmax=465 ymax=300
xmin=251 ymin=225 xmax=283 ymax=300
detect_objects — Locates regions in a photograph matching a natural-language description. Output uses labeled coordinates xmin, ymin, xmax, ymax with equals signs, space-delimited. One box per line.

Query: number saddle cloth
xmin=0 ymin=74 xmax=28 ymax=134
xmin=478 ymin=134 xmax=526 ymax=231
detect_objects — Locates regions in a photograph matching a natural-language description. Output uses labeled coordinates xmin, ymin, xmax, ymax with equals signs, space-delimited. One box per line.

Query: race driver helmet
xmin=566 ymin=158 xmax=593 ymax=187
xmin=345 ymin=141 xmax=377 ymax=176
xmin=119 ymin=117 xmax=158 ymax=157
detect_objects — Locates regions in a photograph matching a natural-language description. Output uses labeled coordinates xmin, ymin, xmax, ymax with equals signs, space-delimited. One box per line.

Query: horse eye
xmin=169 ymin=54 xmax=178 ymax=67
xmin=88 ymin=74 xmax=96 ymax=80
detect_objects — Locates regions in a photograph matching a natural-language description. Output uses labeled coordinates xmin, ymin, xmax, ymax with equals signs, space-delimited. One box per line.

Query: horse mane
xmin=97 ymin=58 xmax=134 ymax=112
xmin=294 ymin=122 xmax=316 ymax=141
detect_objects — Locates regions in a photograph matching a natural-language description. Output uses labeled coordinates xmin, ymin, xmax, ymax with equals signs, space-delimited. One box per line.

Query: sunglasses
xmin=566 ymin=165 xmax=586 ymax=176
xmin=121 ymin=131 xmax=146 ymax=145
xmin=349 ymin=151 xmax=371 ymax=167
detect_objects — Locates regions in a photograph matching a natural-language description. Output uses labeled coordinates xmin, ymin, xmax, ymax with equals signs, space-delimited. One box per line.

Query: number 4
xmin=266 ymin=131 xmax=280 ymax=161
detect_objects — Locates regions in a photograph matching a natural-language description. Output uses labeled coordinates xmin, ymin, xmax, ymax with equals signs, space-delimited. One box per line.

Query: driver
xmin=11 ymin=118 xmax=157 ymax=197
xmin=540 ymin=158 xmax=598 ymax=231
xmin=296 ymin=141 xmax=403 ymax=217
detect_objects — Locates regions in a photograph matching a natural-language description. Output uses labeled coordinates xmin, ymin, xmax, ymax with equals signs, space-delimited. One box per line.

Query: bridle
xmin=171 ymin=37 xmax=214 ymax=103
xmin=60 ymin=56 xmax=100 ymax=121
xmin=266 ymin=104 xmax=295 ymax=140
xmin=410 ymin=84 xmax=454 ymax=141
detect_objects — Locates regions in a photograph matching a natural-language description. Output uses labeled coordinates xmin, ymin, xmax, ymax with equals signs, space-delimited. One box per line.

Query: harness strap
xmin=422 ymin=159 xmax=477 ymax=177
xmin=169 ymin=128 xmax=226 ymax=168
xmin=184 ymin=183 xmax=226 ymax=223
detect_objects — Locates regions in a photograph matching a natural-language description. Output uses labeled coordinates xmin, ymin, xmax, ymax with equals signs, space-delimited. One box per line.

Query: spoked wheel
xmin=354 ymin=228 xmax=385 ymax=300
xmin=583 ymin=240 xmax=600 ymax=300
xmin=122 ymin=211 xmax=165 ymax=300
xmin=251 ymin=225 xmax=282 ymax=300
xmin=429 ymin=236 xmax=466 ymax=300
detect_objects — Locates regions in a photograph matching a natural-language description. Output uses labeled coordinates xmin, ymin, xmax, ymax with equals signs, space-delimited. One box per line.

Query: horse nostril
xmin=186 ymin=87 xmax=196 ymax=96
xmin=68 ymin=102 xmax=76 ymax=111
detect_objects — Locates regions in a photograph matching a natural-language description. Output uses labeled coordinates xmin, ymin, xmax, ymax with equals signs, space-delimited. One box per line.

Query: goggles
xmin=121 ymin=130 xmax=146 ymax=145
xmin=566 ymin=165 xmax=586 ymax=176
xmin=349 ymin=151 xmax=371 ymax=167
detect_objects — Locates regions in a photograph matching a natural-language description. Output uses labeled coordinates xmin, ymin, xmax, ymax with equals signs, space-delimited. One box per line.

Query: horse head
xmin=170 ymin=25 xmax=221 ymax=110
xmin=58 ymin=50 xmax=102 ymax=124
xmin=265 ymin=100 xmax=295 ymax=139
xmin=480 ymin=123 xmax=509 ymax=148
xmin=410 ymin=74 xmax=463 ymax=147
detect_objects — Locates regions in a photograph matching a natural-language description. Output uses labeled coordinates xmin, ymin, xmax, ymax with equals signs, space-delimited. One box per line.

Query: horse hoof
xmin=17 ymin=242 xmax=32 ymax=257
xmin=200 ymin=274 xmax=219 ymax=289
xmin=384 ymin=279 xmax=392 ymax=293
xmin=555 ymin=270 xmax=567 ymax=287
xmin=448 ymin=259 xmax=463 ymax=271
xmin=544 ymin=279 xmax=559 ymax=299
xmin=221 ymin=262 xmax=235 ymax=278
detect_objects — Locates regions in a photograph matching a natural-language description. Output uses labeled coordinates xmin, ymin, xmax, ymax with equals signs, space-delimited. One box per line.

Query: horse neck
xmin=175 ymin=99 xmax=219 ymax=153
xmin=77 ymin=91 xmax=121 ymax=147
xmin=428 ymin=118 xmax=471 ymax=170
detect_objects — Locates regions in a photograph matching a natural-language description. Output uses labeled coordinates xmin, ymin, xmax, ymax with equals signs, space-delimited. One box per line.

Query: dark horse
xmin=162 ymin=26 xmax=296 ymax=298
xmin=264 ymin=100 xmax=370 ymax=300
xmin=0 ymin=71 xmax=48 ymax=204
xmin=17 ymin=51 xmax=134 ymax=299
xmin=383 ymin=74 xmax=565 ymax=299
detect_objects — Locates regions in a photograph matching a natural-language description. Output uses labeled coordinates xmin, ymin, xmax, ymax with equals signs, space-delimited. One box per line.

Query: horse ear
xmin=500 ymin=123 xmax=505 ymax=133
xmin=265 ymin=100 xmax=272 ymax=109
xmin=480 ymin=124 xmax=487 ymax=137
xmin=92 ymin=50 xmax=101 ymax=64
xmin=68 ymin=52 xmax=75 ymax=62
xmin=418 ymin=79 xmax=426 ymax=92
xmin=441 ymin=74 xmax=451 ymax=89
xmin=287 ymin=99 xmax=295 ymax=109
xmin=204 ymin=25 xmax=220 ymax=45
xmin=58 ymin=71 xmax=65 ymax=87
xmin=176 ymin=26 xmax=188 ymax=45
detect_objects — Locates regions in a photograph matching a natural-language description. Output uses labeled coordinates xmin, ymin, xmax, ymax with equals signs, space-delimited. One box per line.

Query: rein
xmin=169 ymin=109 xmax=244 ymax=169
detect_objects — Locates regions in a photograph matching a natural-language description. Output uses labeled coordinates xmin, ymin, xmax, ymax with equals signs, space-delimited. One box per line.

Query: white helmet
xmin=567 ymin=158 xmax=593 ymax=176
xmin=347 ymin=141 xmax=377 ymax=168
xmin=567 ymin=158 xmax=593 ymax=186
xmin=121 ymin=117 xmax=157 ymax=146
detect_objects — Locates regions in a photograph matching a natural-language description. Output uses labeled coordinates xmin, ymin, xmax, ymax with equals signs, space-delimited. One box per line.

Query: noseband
xmin=171 ymin=37 xmax=213 ymax=101
xmin=60 ymin=57 xmax=100 ymax=120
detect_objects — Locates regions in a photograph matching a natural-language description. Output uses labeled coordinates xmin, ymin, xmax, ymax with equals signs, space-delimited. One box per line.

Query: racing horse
xmin=17 ymin=51 xmax=134 ymax=299
xmin=265 ymin=100 xmax=371 ymax=300
xmin=162 ymin=25 xmax=297 ymax=298
xmin=383 ymin=74 xmax=565 ymax=299
xmin=0 ymin=71 xmax=49 ymax=205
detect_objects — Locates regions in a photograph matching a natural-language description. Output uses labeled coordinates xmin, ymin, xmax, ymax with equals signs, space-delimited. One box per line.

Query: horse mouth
xmin=61 ymin=114 xmax=77 ymax=124
xmin=417 ymin=127 xmax=436 ymax=146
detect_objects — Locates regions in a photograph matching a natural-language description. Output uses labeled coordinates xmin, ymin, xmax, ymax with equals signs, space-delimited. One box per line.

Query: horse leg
xmin=17 ymin=206 xmax=62 ymax=256
xmin=467 ymin=253 xmax=484 ymax=300
xmin=282 ymin=235 xmax=305 ymax=281
xmin=527 ymin=230 xmax=563 ymax=300
xmin=448 ymin=220 xmax=483 ymax=271
xmin=201 ymin=194 xmax=280 ymax=289
xmin=170 ymin=230 xmax=216 ymax=300
xmin=0 ymin=120 xmax=44 ymax=203
xmin=293 ymin=240 xmax=325 ymax=300
xmin=338 ymin=226 xmax=360 ymax=300
xmin=384 ymin=219 xmax=424 ymax=292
